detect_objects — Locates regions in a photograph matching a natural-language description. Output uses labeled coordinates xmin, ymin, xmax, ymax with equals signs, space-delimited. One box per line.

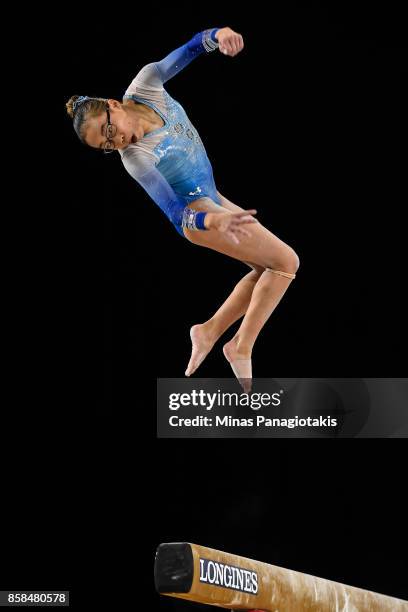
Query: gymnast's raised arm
xmin=141 ymin=27 xmax=244 ymax=88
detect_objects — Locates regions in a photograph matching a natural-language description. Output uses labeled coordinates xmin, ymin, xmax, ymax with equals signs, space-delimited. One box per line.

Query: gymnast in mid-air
xmin=66 ymin=26 xmax=299 ymax=391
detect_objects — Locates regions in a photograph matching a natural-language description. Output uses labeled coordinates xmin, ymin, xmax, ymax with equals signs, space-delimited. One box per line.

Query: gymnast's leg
xmin=222 ymin=265 xmax=297 ymax=390
xmin=186 ymin=190 xmax=266 ymax=376
xmin=185 ymin=264 xmax=264 ymax=376
xmin=183 ymin=192 xmax=299 ymax=390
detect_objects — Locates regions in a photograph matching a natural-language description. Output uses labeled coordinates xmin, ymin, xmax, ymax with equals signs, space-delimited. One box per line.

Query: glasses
xmin=103 ymin=104 xmax=117 ymax=154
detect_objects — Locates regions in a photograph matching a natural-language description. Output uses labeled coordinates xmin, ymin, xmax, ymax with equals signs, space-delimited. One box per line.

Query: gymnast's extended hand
xmin=204 ymin=209 xmax=258 ymax=244
xmin=215 ymin=27 xmax=244 ymax=56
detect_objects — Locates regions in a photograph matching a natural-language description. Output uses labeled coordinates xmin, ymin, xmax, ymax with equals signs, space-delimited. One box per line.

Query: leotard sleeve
xmin=131 ymin=28 xmax=221 ymax=90
xmin=121 ymin=150 xmax=208 ymax=232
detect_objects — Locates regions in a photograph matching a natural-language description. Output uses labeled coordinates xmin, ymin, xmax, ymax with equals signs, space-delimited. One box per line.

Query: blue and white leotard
xmin=119 ymin=28 xmax=223 ymax=237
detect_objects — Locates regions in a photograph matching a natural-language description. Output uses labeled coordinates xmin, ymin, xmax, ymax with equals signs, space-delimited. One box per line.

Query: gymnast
xmin=66 ymin=26 xmax=300 ymax=391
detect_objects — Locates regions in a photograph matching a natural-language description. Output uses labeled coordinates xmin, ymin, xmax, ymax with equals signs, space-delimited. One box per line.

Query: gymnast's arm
xmin=133 ymin=27 xmax=244 ymax=90
xmin=122 ymin=157 xmax=257 ymax=238
xmin=153 ymin=28 xmax=222 ymax=85
xmin=135 ymin=27 xmax=229 ymax=89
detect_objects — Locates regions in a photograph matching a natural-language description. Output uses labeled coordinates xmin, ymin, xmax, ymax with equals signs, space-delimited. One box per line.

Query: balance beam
xmin=154 ymin=543 xmax=408 ymax=611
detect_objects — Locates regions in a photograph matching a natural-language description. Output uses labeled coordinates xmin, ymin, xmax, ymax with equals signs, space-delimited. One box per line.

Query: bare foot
xmin=222 ymin=338 xmax=252 ymax=392
xmin=185 ymin=324 xmax=217 ymax=377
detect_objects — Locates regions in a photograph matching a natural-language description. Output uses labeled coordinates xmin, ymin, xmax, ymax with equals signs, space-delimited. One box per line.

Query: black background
xmin=1 ymin=2 xmax=407 ymax=609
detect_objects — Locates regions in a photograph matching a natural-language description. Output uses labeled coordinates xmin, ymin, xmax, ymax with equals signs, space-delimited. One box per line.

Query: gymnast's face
xmin=84 ymin=99 xmax=138 ymax=151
